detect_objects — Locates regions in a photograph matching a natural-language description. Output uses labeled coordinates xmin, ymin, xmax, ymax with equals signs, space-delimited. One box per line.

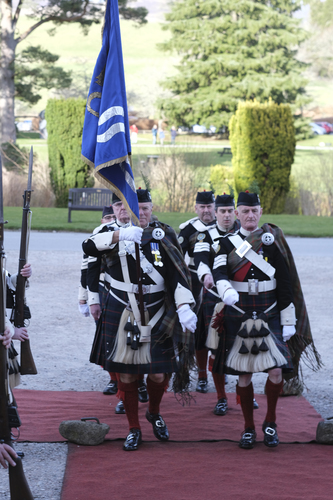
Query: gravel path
xmin=1 ymin=232 xmax=332 ymax=498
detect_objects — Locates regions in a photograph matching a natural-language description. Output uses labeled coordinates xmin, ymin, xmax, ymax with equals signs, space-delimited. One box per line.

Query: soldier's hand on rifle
xmin=0 ymin=443 xmax=17 ymax=468
xmin=90 ymin=304 xmax=101 ymax=321
xmin=203 ymin=274 xmax=214 ymax=289
xmin=119 ymin=226 xmax=143 ymax=244
xmin=12 ymin=327 xmax=29 ymax=342
xmin=20 ymin=263 xmax=32 ymax=278
xmin=1 ymin=327 xmax=12 ymax=349
xmin=177 ymin=304 xmax=197 ymax=333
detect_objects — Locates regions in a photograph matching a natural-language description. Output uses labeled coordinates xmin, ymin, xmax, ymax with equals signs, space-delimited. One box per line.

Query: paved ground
xmin=1 ymin=231 xmax=332 ymax=499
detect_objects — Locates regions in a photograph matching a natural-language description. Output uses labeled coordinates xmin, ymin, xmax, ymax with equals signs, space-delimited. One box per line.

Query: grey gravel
xmin=0 ymin=232 xmax=332 ymax=498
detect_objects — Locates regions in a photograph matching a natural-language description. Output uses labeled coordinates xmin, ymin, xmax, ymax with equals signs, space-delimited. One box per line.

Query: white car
xmin=16 ymin=119 xmax=33 ymax=132
xmin=310 ymin=122 xmax=327 ymax=135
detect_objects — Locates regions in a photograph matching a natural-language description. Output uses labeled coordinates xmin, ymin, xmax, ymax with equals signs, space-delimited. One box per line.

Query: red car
xmin=316 ymin=122 xmax=333 ymax=134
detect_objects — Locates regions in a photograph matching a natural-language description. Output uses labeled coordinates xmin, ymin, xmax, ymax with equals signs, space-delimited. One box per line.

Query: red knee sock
xmin=109 ymin=372 xmax=117 ymax=381
xmin=236 ymin=383 xmax=255 ymax=430
xmin=208 ymin=355 xmax=214 ymax=372
xmin=147 ymin=376 xmax=169 ymax=415
xmin=265 ymin=378 xmax=283 ymax=423
xmin=196 ymin=349 xmax=208 ymax=379
xmin=212 ymin=372 xmax=226 ymax=400
xmin=118 ymin=380 xmax=140 ymax=430
xmin=138 ymin=373 xmax=144 ymax=381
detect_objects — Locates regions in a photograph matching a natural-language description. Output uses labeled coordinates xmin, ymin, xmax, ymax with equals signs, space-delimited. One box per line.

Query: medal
xmin=152 ymin=228 xmax=165 ymax=240
xmin=178 ymin=236 xmax=184 ymax=244
xmin=150 ymin=242 xmax=163 ymax=267
xmin=261 ymin=233 xmax=275 ymax=245
xmin=197 ymin=233 xmax=206 ymax=241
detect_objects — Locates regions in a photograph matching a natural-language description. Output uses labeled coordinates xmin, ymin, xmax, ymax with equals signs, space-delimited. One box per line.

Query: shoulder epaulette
xmin=179 ymin=217 xmax=199 ymax=230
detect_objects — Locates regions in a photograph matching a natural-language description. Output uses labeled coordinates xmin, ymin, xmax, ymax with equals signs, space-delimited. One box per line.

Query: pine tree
xmin=159 ymin=0 xmax=310 ymax=132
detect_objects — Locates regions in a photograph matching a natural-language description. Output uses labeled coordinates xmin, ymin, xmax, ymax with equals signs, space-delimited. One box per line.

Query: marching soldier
xmin=193 ymin=194 xmax=239 ymax=415
xmin=178 ymin=191 xmax=216 ymax=393
xmin=82 ymin=188 xmax=197 ymax=451
xmin=81 ymin=200 xmax=149 ymax=410
xmin=211 ymin=191 xmax=313 ymax=449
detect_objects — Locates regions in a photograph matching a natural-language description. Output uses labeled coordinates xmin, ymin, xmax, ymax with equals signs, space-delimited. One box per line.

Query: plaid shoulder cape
xmin=147 ymin=222 xmax=195 ymax=397
xmin=227 ymin=224 xmax=322 ymax=377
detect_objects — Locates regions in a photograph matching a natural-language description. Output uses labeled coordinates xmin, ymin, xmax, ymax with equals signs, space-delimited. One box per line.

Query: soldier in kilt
xmin=82 ymin=189 xmax=197 ymax=451
xmin=193 ymin=193 xmax=242 ymax=416
xmin=178 ymin=191 xmax=216 ymax=394
xmin=212 ymin=191 xmax=298 ymax=450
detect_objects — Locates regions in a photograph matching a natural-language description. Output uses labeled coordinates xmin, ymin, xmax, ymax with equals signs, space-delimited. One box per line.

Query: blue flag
xmin=81 ymin=0 xmax=139 ymax=224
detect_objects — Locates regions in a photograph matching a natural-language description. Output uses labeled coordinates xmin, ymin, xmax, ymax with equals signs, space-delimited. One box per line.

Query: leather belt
xmin=106 ymin=275 xmax=165 ymax=295
xmin=230 ymin=279 xmax=276 ymax=293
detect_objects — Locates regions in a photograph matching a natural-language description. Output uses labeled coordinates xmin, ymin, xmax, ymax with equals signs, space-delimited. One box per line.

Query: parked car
xmin=16 ymin=119 xmax=33 ymax=132
xmin=310 ymin=122 xmax=327 ymax=135
xmin=315 ymin=121 xmax=333 ymax=134
xmin=192 ymin=124 xmax=208 ymax=133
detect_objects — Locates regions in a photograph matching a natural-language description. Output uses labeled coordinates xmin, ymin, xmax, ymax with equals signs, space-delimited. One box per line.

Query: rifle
xmin=0 ymin=154 xmax=34 ymax=499
xmin=13 ymin=147 xmax=37 ymax=375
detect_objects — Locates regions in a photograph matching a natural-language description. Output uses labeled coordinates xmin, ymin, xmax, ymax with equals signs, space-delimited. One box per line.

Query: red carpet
xmin=13 ymin=390 xmax=329 ymax=500
xmin=62 ymin=441 xmax=332 ymax=500
xmin=14 ymin=389 xmax=321 ymax=444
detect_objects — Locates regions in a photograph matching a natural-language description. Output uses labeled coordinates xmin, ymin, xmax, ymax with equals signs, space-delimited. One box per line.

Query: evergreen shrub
xmin=229 ymin=100 xmax=296 ymax=214
xmin=46 ymin=99 xmax=93 ymax=206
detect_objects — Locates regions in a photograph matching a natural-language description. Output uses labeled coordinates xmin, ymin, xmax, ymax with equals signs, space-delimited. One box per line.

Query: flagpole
xmin=135 ymin=243 xmax=145 ymax=327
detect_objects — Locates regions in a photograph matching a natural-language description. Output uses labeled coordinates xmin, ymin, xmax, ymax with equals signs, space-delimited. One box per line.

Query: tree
xmin=308 ymin=0 xmax=333 ymax=28
xmin=229 ymin=99 xmax=295 ymax=213
xmin=0 ymin=0 xmax=148 ymax=144
xmin=158 ymin=0 xmax=310 ymax=132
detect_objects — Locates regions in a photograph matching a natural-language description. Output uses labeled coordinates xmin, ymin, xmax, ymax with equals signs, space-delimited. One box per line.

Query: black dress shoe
xmin=103 ymin=380 xmax=118 ymax=395
xmin=146 ymin=410 xmax=169 ymax=441
xmin=239 ymin=428 xmax=257 ymax=449
xmin=138 ymin=380 xmax=149 ymax=403
xmin=253 ymin=398 xmax=259 ymax=410
xmin=115 ymin=400 xmax=126 ymax=414
xmin=196 ymin=378 xmax=208 ymax=393
xmin=213 ymin=398 xmax=228 ymax=416
xmin=123 ymin=428 xmax=142 ymax=451
xmin=262 ymin=421 xmax=279 ymax=447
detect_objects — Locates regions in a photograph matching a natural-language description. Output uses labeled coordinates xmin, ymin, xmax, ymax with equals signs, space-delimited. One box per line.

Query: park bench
xmin=217 ymin=147 xmax=232 ymax=158
xmin=68 ymin=188 xmax=112 ymax=223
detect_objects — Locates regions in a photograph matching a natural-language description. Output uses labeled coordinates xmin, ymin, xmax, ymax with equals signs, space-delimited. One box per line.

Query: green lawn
xmin=4 ymin=207 xmax=333 ymax=237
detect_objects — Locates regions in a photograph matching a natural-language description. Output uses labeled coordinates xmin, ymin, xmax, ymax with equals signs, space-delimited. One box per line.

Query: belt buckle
xmin=134 ymin=284 xmax=150 ymax=294
xmin=248 ymin=279 xmax=259 ymax=295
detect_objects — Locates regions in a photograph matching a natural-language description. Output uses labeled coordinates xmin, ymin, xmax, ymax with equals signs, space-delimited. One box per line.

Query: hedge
xmin=229 ymin=100 xmax=295 ymax=213
xmin=45 ymin=99 xmax=92 ymax=206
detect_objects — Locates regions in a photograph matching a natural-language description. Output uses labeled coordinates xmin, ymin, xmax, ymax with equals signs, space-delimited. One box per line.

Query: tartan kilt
xmin=195 ymin=288 xmax=220 ymax=351
xmin=213 ymin=289 xmax=293 ymax=376
xmin=90 ymin=288 xmax=178 ymax=375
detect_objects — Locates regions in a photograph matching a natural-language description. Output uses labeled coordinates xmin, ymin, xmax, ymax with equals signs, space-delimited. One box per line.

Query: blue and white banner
xmin=81 ymin=0 xmax=139 ymax=224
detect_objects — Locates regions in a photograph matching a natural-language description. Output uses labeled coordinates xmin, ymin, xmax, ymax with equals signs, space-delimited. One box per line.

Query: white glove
xmin=78 ymin=303 xmax=90 ymax=317
xmin=282 ymin=325 xmax=296 ymax=342
xmin=177 ymin=304 xmax=197 ymax=333
xmin=119 ymin=226 xmax=143 ymax=244
xmin=223 ymin=288 xmax=239 ymax=306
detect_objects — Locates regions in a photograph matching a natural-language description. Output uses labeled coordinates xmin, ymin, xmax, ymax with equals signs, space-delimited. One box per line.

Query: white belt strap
xmin=228 ymin=234 xmax=275 ymax=279
xmin=118 ymin=241 xmax=165 ymax=334
xmin=107 ymin=275 xmax=165 ymax=294
xmin=208 ymin=227 xmax=220 ymax=242
xmin=230 ymin=279 xmax=276 ymax=293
